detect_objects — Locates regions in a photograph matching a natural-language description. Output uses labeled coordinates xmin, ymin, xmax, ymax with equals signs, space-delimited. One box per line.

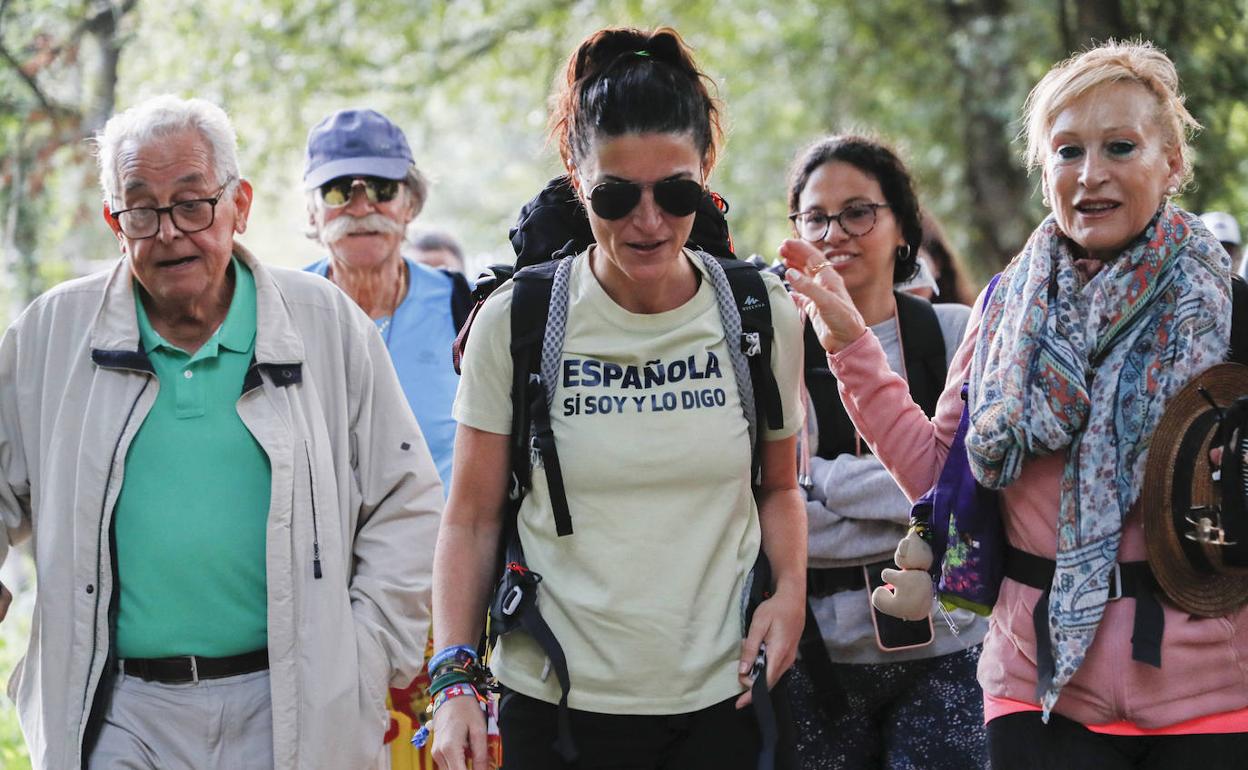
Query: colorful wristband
xmin=428 ymin=644 xmax=478 ymax=674
xmin=410 ymin=683 xmax=487 ymax=749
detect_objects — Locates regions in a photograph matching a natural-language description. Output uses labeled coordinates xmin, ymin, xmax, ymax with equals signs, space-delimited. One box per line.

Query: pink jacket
xmin=828 ymin=294 xmax=1248 ymax=729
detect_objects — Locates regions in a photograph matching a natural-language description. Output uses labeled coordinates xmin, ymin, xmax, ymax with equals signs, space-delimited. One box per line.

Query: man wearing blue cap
xmin=303 ymin=109 xmax=467 ymax=491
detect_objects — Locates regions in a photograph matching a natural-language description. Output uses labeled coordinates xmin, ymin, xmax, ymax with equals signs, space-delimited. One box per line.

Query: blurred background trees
xmin=3 ymin=0 xmax=1247 ymax=323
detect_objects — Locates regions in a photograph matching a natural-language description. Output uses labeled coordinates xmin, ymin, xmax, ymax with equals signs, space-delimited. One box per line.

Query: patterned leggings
xmin=787 ymin=646 xmax=985 ymax=770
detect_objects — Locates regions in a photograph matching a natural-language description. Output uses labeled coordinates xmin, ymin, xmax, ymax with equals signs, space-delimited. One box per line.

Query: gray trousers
xmin=86 ymin=669 xmax=274 ymax=770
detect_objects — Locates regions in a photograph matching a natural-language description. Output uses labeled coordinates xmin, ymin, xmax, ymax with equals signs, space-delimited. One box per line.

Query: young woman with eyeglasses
xmin=428 ymin=26 xmax=807 ymax=770
xmin=784 ymin=135 xmax=988 ymax=769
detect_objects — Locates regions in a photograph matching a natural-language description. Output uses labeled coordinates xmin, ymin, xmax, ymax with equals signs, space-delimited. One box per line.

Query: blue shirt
xmin=306 ymin=257 xmax=459 ymax=488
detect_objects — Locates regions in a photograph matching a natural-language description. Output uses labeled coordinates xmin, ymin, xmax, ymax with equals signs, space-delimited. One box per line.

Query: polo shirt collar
xmin=132 ymin=258 xmax=256 ymax=358
xmin=90 ymin=243 xmax=305 ymax=366
xmin=216 ymin=258 xmax=257 ymax=354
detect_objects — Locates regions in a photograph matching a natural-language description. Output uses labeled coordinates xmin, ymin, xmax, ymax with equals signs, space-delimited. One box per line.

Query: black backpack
xmin=453 ymin=175 xmax=791 ymax=769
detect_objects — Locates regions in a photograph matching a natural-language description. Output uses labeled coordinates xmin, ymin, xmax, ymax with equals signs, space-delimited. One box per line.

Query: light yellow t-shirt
xmin=454 ymin=248 xmax=803 ymax=714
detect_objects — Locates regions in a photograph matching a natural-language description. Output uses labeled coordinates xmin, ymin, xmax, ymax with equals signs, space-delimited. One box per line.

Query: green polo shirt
xmin=115 ymin=259 xmax=271 ymax=659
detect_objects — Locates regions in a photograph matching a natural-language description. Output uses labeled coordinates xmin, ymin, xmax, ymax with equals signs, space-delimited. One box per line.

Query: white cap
xmin=1201 ymin=212 xmax=1241 ymax=246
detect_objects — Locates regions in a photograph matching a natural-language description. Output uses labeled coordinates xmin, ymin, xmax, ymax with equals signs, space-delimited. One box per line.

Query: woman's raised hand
xmin=779 ymin=239 xmax=868 ymax=354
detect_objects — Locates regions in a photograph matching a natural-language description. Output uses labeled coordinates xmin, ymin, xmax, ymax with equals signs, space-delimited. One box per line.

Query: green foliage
xmin=0 ymin=565 xmax=32 ymax=770
xmin=4 ymin=0 xmax=1248 ymax=318
xmin=0 ymin=630 xmax=31 ymax=770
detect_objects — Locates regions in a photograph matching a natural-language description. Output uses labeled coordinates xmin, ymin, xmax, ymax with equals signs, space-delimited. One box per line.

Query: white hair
xmin=94 ymin=94 xmax=241 ymax=205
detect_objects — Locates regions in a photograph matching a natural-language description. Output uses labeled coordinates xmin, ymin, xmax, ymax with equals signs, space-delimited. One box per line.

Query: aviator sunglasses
xmin=586 ymin=178 xmax=705 ymax=220
xmin=319 ymin=175 xmax=402 ymax=208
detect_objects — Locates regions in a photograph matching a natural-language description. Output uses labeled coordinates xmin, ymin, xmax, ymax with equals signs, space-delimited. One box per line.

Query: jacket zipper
xmin=303 ymin=442 xmax=323 ymax=580
xmin=80 ymin=379 xmax=149 ymax=756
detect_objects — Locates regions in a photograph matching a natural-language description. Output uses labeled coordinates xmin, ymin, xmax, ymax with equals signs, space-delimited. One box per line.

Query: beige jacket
xmin=0 ymin=247 xmax=442 ymax=769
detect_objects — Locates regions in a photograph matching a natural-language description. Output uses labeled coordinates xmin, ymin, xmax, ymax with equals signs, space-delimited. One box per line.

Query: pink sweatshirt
xmin=828 ymin=296 xmax=1248 ymax=729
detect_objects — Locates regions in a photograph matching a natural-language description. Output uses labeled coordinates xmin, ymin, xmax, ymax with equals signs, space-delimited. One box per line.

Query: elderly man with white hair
xmin=0 ymin=94 xmax=442 ymax=769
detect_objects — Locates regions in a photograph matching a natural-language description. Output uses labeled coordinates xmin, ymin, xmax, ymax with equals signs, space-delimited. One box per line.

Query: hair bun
xmin=641 ymin=30 xmax=686 ymax=70
xmin=574 ymin=28 xmax=696 ymax=84
xmin=573 ymin=29 xmax=650 ymax=83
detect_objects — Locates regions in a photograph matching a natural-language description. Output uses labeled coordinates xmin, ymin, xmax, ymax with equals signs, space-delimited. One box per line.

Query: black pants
xmin=498 ymin=689 xmax=772 ymax=770
xmin=987 ymin=711 xmax=1248 ymax=769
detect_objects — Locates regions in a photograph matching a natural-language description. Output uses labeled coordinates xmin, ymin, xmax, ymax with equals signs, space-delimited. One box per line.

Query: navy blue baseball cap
xmin=303 ymin=109 xmax=414 ymax=190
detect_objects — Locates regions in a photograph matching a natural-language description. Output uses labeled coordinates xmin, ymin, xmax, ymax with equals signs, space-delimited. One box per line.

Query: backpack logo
xmin=742 ymin=295 xmax=765 ymax=310
xmin=741 ymin=332 xmax=762 ymax=357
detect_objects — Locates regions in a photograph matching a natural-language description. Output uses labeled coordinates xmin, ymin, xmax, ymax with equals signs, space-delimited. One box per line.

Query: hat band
xmin=1216 ymin=404 xmax=1248 ymax=567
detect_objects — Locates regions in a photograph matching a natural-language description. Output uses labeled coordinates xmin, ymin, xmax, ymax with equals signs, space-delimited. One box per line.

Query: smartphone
xmin=864 ymin=562 xmax=934 ymax=652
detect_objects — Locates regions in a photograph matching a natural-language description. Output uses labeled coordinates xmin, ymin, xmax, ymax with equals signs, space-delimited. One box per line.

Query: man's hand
xmin=0 ymin=580 xmax=12 ymax=623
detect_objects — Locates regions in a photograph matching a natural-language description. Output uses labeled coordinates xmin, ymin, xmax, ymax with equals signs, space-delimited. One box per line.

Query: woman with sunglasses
xmin=429 ymin=26 xmax=806 ymax=770
xmin=783 ymin=135 xmax=987 ymax=769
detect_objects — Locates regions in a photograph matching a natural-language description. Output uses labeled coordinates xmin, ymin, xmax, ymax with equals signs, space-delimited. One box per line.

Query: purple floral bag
xmin=909 ymin=275 xmax=1003 ymax=616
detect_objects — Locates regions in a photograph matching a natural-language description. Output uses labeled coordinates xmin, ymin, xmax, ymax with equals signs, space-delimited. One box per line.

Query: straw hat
xmin=1142 ymin=363 xmax=1248 ymax=617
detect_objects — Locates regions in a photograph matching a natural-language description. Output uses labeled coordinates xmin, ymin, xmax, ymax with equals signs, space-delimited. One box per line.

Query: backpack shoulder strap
xmin=716 ymin=257 xmax=783 ymax=429
xmin=509 ymin=259 xmax=573 ymax=537
xmin=1230 ymin=274 xmax=1248 ymax=365
xmin=452 ymin=264 xmax=516 ymax=375
xmin=508 ymin=260 xmax=558 ymax=498
xmin=893 ymin=291 xmax=947 ymax=418
xmin=446 ymin=269 xmax=473 ymax=332
xmin=710 ymin=256 xmax=783 ymax=483
xmin=802 ymin=321 xmax=859 ymax=458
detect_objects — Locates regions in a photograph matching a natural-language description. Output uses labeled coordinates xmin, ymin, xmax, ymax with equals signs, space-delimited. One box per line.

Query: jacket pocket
xmin=6 ymin=647 xmax=23 ymax=702
xmin=355 ymin=626 xmax=392 ymax=747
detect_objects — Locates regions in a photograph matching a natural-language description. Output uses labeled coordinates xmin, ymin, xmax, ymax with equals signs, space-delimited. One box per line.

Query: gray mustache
xmin=322 ymin=213 xmax=405 ymax=244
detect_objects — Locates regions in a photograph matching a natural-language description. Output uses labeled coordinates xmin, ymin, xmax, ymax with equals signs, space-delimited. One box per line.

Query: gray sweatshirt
xmin=805 ymin=302 xmax=988 ymax=664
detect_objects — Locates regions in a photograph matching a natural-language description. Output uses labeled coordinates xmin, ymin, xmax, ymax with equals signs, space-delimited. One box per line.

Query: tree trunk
xmin=1071 ymin=0 xmax=1134 ymax=45
xmin=0 ymin=0 xmax=134 ymax=305
xmin=943 ymin=0 xmax=1036 ymax=268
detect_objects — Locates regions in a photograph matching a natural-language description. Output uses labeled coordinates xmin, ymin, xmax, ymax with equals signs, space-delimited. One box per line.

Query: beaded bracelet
xmin=907 ymin=517 xmax=932 ymax=542
xmin=429 ymin=660 xmax=497 ymax=699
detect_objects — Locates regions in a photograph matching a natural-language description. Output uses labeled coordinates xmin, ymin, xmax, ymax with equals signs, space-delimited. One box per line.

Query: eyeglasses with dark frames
xmin=109 ymin=178 xmax=235 ymax=240
xmin=788 ymin=202 xmax=890 ymax=242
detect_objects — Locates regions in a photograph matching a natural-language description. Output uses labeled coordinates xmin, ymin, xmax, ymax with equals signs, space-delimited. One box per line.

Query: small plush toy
xmin=870 ymin=530 xmax=935 ymax=622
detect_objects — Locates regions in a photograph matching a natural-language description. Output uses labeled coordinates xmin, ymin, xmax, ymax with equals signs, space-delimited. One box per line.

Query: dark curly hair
xmin=787 ymin=135 xmax=922 ymax=284
xmin=549 ymin=27 xmax=724 ymax=173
